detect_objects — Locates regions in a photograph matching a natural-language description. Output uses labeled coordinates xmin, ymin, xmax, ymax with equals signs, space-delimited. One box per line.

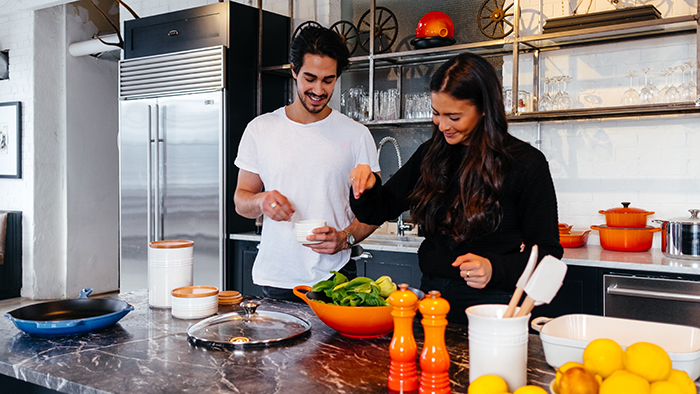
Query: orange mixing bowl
xmin=590 ymin=225 xmax=661 ymax=252
xmin=294 ymin=285 xmax=424 ymax=339
xmin=293 ymin=285 xmax=394 ymax=338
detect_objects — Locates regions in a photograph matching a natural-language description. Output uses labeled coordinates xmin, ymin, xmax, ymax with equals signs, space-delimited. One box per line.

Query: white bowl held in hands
xmin=295 ymin=220 xmax=326 ymax=245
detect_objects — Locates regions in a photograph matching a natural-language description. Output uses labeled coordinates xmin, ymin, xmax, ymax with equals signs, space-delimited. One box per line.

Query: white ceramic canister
xmin=148 ymin=240 xmax=194 ymax=308
xmin=466 ymin=304 xmax=530 ymax=392
xmin=171 ymin=286 xmax=219 ymax=319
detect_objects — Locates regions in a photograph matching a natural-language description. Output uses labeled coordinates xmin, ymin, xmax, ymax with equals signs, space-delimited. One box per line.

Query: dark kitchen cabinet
xmin=528 ymin=265 xmax=604 ymax=331
xmin=356 ymin=250 xmax=422 ymax=289
xmin=230 ymin=240 xmax=264 ymax=297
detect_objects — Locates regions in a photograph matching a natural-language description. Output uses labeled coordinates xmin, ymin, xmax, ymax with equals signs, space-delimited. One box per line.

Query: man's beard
xmin=298 ymin=90 xmax=328 ymax=114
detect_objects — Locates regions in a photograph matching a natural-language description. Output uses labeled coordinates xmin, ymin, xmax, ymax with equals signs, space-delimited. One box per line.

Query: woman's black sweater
xmin=351 ymin=135 xmax=564 ymax=292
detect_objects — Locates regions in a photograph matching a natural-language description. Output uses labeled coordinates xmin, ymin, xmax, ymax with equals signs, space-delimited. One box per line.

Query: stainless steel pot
xmin=654 ymin=209 xmax=700 ymax=260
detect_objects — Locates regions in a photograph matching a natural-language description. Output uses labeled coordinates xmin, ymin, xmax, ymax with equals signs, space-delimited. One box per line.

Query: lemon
xmin=553 ymin=361 xmax=585 ymax=393
xmin=558 ymin=367 xmax=600 ymax=394
xmin=599 ymin=370 xmax=650 ymax=394
xmin=582 ymin=338 xmax=625 ymax=378
xmin=650 ymin=381 xmax=684 ymax=394
xmin=513 ymin=386 xmax=548 ymax=394
xmin=468 ymin=374 xmax=510 ymax=394
xmin=624 ymin=342 xmax=673 ymax=382
xmin=665 ymin=369 xmax=696 ymax=394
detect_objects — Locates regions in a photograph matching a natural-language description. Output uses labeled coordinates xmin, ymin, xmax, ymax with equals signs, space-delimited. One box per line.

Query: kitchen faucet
xmin=376 ymin=136 xmax=412 ymax=236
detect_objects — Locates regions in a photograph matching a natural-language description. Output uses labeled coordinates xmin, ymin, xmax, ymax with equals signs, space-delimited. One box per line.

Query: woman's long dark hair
xmin=408 ymin=52 xmax=513 ymax=243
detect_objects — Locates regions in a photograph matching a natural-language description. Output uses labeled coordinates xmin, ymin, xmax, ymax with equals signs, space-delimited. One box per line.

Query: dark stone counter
xmin=0 ymin=290 xmax=556 ymax=393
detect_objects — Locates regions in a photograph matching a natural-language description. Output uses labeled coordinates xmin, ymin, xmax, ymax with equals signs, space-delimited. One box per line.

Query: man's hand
xmin=304 ymin=226 xmax=347 ymax=255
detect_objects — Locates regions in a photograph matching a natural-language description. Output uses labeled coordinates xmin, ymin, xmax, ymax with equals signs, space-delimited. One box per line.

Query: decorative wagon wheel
xmin=357 ymin=7 xmax=398 ymax=54
xmin=477 ymin=0 xmax=515 ymax=39
xmin=292 ymin=20 xmax=323 ymax=40
xmin=330 ymin=20 xmax=359 ymax=56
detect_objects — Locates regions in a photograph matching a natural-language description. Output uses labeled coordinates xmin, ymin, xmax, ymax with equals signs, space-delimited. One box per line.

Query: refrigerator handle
xmin=147 ymin=105 xmax=154 ymax=243
xmin=155 ymin=104 xmax=162 ymax=241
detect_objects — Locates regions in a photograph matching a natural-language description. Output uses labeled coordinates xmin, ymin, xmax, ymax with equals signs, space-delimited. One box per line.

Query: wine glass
xmin=553 ymin=75 xmax=572 ymax=110
xmin=621 ymin=70 xmax=640 ymax=106
xmin=539 ymin=77 xmax=553 ymax=111
xmin=551 ymin=76 xmax=563 ymax=110
xmin=664 ymin=67 xmax=681 ymax=103
xmin=680 ymin=62 xmax=696 ymax=102
xmin=639 ymin=68 xmax=654 ymax=105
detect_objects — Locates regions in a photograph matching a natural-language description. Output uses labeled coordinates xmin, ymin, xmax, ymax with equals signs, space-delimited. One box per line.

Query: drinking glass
xmin=621 ymin=71 xmax=640 ymax=105
xmin=553 ymin=76 xmax=571 ymax=110
xmin=680 ymin=63 xmax=695 ymax=102
xmin=550 ymin=77 xmax=563 ymax=110
xmin=665 ymin=68 xmax=681 ymax=103
xmin=539 ymin=77 xmax=553 ymax=111
xmin=639 ymin=68 xmax=654 ymax=105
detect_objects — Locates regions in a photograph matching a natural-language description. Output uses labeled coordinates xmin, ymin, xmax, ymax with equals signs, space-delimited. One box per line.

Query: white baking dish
xmin=532 ymin=314 xmax=700 ymax=380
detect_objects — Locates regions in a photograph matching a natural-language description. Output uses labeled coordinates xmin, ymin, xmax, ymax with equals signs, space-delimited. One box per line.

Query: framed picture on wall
xmin=0 ymin=101 xmax=21 ymax=179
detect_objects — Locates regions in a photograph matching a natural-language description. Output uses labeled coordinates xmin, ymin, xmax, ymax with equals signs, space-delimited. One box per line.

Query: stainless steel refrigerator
xmin=118 ymin=46 xmax=226 ymax=291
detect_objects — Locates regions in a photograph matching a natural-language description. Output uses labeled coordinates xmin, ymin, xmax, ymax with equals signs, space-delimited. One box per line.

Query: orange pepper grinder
xmin=388 ymin=283 xmax=419 ymax=393
xmin=418 ymin=290 xmax=451 ymax=394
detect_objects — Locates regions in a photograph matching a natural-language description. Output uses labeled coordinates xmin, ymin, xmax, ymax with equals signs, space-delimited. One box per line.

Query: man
xmin=234 ymin=26 xmax=380 ymax=301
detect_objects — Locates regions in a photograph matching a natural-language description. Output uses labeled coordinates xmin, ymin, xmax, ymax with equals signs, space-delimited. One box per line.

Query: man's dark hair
xmin=290 ymin=26 xmax=350 ymax=77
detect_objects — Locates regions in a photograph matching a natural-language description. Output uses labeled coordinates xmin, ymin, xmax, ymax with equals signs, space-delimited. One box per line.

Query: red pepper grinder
xmin=418 ymin=290 xmax=451 ymax=394
xmin=388 ymin=283 xmax=419 ymax=393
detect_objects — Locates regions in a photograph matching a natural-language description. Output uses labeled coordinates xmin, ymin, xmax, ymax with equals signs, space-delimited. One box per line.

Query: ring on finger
xmin=270 ymin=202 xmax=277 ymax=208
xmin=466 ymin=270 xmax=471 ymax=278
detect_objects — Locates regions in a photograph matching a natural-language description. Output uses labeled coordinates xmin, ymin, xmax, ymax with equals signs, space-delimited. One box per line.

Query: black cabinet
xmin=229 ymin=240 xmax=264 ymax=297
xmin=530 ymin=265 xmax=604 ymax=324
xmin=356 ymin=250 xmax=422 ymax=289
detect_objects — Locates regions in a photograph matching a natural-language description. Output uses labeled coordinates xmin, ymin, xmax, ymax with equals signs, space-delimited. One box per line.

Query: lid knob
xmin=689 ymin=209 xmax=699 ymax=219
xmin=621 ymin=202 xmax=631 ymax=208
xmin=241 ymin=300 xmax=260 ymax=317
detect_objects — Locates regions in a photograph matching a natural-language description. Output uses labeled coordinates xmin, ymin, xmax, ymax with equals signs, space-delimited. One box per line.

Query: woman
xmin=349 ymin=52 xmax=563 ymax=324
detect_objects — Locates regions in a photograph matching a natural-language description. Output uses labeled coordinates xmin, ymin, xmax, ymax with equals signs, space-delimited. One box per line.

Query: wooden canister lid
xmin=149 ymin=240 xmax=194 ymax=249
xmin=219 ymin=290 xmax=243 ymax=305
xmin=172 ymin=286 xmax=219 ymax=298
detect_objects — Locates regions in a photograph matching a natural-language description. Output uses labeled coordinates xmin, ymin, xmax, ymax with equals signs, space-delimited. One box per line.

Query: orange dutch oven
xmin=590 ymin=225 xmax=661 ymax=252
xmin=599 ymin=202 xmax=654 ymax=228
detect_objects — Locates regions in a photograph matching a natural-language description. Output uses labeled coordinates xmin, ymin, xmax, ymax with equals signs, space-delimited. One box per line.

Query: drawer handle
xmin=607 ymin=285 xmax=700 ymax=303
xmin=168 ymin=30 xmax=179 ymax=36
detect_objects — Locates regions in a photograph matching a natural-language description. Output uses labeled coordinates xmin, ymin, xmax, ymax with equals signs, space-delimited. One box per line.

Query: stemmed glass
xmin=680 ymin=62 xmax=696 ymax=102
xmin=539 ymin=77 xmax=553 ymax=111
xmin=553 ymin=76 xmax=572 ymax=110
xmin=639 ymin=68 xmax=654 ymax=105
xmin=664 ymin=67 xmax=681 ymax=103
xmin=621 ymin=70 xmax=640 ymax=106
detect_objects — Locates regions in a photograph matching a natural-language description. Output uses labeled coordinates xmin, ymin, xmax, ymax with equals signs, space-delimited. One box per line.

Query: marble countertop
xmin=230 ymin=232 xmax=700 ymax=276
xmin=0 ymin=290 xmax=557 ymax=394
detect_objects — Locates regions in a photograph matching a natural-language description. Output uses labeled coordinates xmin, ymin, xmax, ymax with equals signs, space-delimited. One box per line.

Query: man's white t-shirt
xmin=235 ymin=107 xmax=380 ymax=289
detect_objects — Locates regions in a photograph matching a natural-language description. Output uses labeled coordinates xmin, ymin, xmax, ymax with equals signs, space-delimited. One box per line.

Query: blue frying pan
xmin=5 ymin=288 xmax=134 ymax=336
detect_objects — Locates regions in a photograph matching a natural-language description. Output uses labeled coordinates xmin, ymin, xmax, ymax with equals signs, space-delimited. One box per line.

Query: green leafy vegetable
xmin=309 ymin=272 xmax=397 ymax=307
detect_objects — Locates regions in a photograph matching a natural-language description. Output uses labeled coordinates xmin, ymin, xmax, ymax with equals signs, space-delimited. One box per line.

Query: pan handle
xmin=530 ymin=316 xmax=552 ymax=332
xmin=35 ymin=320 xmax=82 ymax=329
xmin=78 ymin=288 xmax=94 ymax=299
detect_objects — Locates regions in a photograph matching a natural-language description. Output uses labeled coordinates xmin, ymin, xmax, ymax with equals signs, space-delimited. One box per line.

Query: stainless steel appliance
xmin=119 ymin=47 xmax=226 ymax=291
xmin=604 ymin=273 xmax=700 ymax=328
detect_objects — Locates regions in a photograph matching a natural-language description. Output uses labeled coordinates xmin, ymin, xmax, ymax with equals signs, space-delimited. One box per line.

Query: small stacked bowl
xmin=558 ymin=223 xmax=590 ymax=248
xmin=591 ymin=202 xmax=660 ymax=252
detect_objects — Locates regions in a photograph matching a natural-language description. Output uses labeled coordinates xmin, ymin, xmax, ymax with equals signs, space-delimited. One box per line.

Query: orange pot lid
xmin=149 ymin=240 xmax=194 ymax=249
xmin=172 ymin=286 xmax=219 ymax=298
xmin=600 ymin=202 xmax=652 ymax=215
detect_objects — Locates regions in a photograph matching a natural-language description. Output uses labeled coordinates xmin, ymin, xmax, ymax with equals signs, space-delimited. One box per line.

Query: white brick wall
xmin=0 ymin=11 xmax=35 ymax=277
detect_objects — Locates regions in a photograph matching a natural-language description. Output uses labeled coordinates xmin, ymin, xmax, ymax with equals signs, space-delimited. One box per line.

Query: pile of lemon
xmin=554 ymin=339 xmax=696 ymax=394
xmin=466 ymin=339 xmax=697 ymax=394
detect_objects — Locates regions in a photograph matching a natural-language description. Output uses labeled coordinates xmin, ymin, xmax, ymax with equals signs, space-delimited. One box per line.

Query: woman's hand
xmin=349 ymin=164 xmax=376 ymax=199
xmin=451 ymin=253 xmax=492 ymax=289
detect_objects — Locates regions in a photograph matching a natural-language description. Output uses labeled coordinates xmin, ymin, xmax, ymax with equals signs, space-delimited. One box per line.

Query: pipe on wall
xmin=68 ymin=33 xmax=120 ymax=57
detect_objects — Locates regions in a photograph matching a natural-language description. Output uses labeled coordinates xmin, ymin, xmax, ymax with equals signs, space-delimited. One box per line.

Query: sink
xmin=363 ymin=234 xmax=424 ymax=247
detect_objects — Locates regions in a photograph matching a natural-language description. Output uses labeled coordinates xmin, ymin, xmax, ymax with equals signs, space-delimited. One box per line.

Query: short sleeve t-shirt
xmin=235 ymin=107 xmax=380 ymax=288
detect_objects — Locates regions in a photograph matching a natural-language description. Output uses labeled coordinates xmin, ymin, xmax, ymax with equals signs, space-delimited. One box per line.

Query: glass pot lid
xmin=187 ymin=301 xmax=311 ymax=348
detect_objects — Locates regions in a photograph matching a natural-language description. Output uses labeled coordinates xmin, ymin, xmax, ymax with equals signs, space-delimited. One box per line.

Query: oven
xmin=604 ymin=273 xmax=700 ymax=328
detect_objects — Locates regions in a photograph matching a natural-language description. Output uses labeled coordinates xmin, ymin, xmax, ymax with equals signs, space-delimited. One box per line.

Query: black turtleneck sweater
xmin=351 ymin=135 xmax=563 ymax=292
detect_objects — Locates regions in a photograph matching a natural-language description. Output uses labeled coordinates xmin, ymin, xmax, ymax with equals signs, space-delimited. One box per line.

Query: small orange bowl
xmin=560 ymin=230 xmax=590 ymax=248
xmin=293 ymin=285 xmax=424 ymax=339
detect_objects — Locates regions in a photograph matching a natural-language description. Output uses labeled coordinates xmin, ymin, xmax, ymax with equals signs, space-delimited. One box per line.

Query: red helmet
xmin=416 ymin=11 xmax=455 ymax=39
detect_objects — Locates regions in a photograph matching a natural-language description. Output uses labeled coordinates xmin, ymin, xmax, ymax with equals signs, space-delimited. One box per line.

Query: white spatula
xmin=514 ymin=255 xmax=568 ymax=317
xmin=503 ymin=245 xmax=538 ymax=318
